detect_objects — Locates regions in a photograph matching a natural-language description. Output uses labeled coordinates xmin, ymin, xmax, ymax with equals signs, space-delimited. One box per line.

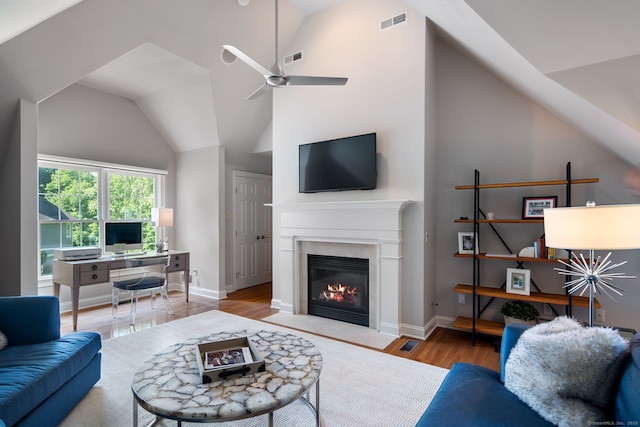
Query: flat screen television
xmin=104 ymin=221 xmax=143 ymax=253
xmin=299 ymin=132 xmax=377 ymax=193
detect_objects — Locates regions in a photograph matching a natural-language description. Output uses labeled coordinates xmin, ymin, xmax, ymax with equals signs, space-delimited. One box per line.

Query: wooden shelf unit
xmin=454 ymin=178 xmax=599 ymax=191
xmin=453 ymin=284 xmax=600 ymax=308
xmin=453 ymin=316 xmax=505 ymax=337
xmin=454 ymin=252 xmax=563 ymax=263
xmin=453 ymin=162 xmax=599 ymax=344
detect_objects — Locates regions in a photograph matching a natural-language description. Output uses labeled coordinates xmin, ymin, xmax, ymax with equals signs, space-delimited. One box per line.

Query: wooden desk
xmin=53 ymin=250 xmax=189 ymax=331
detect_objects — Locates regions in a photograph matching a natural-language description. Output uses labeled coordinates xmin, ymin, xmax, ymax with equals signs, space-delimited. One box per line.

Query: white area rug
xmin=263 ymin=312 xmax=396 ymax=350
xmin=61 ymin=311 xmax=447 ymax=427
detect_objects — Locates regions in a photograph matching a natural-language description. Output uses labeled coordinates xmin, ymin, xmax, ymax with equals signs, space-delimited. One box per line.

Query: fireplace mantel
xmin=270 ymin=200 xmax=413 ymax=337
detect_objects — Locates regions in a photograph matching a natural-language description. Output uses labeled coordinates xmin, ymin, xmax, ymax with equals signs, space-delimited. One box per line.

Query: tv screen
xmin=104 ymin=222 xmax=143 ymax=253
xmin=299 ymin=133 xmax=377 ymax=193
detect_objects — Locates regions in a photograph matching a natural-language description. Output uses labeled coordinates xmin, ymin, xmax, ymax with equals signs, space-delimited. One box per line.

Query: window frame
xmin=38 ymin=155 xmax=168 ymax=280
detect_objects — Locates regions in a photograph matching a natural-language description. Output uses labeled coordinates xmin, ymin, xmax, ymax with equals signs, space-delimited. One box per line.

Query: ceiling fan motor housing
xmin=267 ymin=75 xmax=288 ymax=87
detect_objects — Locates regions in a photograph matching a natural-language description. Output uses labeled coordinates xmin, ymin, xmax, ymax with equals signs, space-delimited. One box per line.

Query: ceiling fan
xmin=223 ymin=0 xmax=348 ymax=100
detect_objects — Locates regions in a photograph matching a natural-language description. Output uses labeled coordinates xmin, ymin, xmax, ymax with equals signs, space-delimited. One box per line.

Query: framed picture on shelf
xmin=522 ymin=196 xmax=557 ymax=219
xmin=458 ymin=231 xmax=479 ymax=254
xmin=506 ymin=268 xmax=531 ymax=295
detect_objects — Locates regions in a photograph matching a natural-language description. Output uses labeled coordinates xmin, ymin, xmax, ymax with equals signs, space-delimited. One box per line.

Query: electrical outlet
xmin=458 ymin=294 xmax=466 ymax=304
xmin=596 ymin=308 xmax=605 ymax=323
xmin=543 ymin=304 xmax=553 ymax=316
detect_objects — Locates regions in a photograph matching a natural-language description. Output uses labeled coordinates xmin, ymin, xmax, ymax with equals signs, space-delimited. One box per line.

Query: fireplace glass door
xmin=307 ymin=255 xmax=369 ymax=326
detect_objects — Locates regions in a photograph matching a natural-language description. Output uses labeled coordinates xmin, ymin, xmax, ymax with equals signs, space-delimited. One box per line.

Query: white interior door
xmin=233 ymin=171 xmax=272 ymax=290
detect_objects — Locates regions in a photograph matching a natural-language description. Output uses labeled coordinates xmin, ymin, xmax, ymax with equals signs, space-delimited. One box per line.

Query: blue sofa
xmin=416 ymin=323 xmax=640 ymax=426
xmin=0 ymin=296 xmax=101 ymax=427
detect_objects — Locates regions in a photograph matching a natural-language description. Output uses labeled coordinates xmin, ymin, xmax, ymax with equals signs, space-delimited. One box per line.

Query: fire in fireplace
xmin=307 ymin=255 xmax=369 ymax=326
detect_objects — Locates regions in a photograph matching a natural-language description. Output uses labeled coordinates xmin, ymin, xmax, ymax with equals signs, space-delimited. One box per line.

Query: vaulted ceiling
xmin=2 ymin=0 xmax=640 ymax=164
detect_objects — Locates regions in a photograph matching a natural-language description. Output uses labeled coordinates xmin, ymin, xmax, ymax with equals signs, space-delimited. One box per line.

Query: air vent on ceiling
xmin=284 ymin=50 xmax=303 ymax=66
xmin=380 ymin=11 xmax=407 ymax=31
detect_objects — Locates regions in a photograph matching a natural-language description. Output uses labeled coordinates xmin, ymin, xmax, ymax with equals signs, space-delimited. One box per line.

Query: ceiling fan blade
xmin=287 ymin=75 xmax=348 ymax=86
xmin=222 ymin=45 xmax=271 ymax=78
xmin=247 ymin=83 xmax=272 ymax=100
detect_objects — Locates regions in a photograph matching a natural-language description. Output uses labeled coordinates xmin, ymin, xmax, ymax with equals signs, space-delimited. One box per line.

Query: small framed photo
xmin=458 ymin=232 xmax=478 ymax=255
xmin=522 ymin=196 xmax=557 ymax=219
xmin=506 ymin=268 xmax=531 ymax=295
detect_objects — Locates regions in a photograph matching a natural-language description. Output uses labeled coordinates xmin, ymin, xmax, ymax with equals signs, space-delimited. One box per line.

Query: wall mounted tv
xmin=299 ymin=132 xmax=377 ymax=193
xmin=104 ymin=221 xmax=143 ymax=253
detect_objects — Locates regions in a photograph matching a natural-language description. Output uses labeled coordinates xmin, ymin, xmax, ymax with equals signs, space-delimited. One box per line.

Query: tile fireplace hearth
xmin=270 ymin=200 xmax=412 ymax=337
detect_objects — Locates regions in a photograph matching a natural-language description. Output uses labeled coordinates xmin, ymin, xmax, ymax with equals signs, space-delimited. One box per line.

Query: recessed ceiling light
xmin=237 ymin=0 xmax=250 ymax=6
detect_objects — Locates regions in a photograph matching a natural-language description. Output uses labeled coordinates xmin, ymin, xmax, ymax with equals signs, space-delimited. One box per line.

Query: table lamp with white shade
xmin=543 ymin=203 xmax=640 ymax=326
xmin=151 ymin=207 xmax=173 ymax=252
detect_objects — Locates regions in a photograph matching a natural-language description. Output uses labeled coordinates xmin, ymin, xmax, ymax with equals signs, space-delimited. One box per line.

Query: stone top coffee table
xmin=131 ymin=329 xmax=322 ymax=427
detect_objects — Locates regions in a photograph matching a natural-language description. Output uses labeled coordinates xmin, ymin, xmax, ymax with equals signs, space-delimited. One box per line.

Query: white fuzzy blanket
xmin=504 ymin=316 xmax=628 ymax=427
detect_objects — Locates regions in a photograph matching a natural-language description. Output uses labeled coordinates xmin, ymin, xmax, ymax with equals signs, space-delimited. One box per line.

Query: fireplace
xmin=307 ymin=255 xmax=369 ymax=327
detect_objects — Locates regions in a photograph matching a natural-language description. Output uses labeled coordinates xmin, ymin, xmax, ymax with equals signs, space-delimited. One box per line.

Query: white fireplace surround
xmin=271 ymin=200 xmax=413 ymax=337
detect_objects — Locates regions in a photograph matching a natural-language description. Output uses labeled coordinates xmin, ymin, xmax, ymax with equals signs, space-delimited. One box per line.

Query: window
xmin=38 ymin=157 xmax=166 ymax=277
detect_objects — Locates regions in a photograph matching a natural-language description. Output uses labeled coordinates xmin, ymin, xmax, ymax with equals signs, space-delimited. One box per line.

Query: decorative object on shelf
xmin=152 ymin=207 xmax=174 ymax=252
xmin=517 ymin=246 xmax=535 ymax=257
xmin=506 ymin=268 xmax=531 ymax=295
xmin=458 ymin=231 xmax=478 ymax=254
xmin=522 ymin=196 xmax=557 ymax=219
xmin=486 ymin=212 xmax=495 ymax=220
xmin=544 ymin=202 xmax=640 ymax=326
xmin=500 ymin=300 xmax=539 ymax=325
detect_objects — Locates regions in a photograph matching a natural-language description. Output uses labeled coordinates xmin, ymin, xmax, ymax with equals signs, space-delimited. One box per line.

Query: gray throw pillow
xmin=0 ymin=329 xmax=7 ymax=350
xmin=505 ymin=316 xmax=628 ymax=427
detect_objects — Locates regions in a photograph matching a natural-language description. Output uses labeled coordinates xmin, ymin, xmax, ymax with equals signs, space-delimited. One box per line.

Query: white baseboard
xmin=397 ymin=315 xmax=459 ymax=341
xmin=189 ymin=286 xmax=226 ymax=300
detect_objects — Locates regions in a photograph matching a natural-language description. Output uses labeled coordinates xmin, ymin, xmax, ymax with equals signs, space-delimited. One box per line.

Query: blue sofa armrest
xmin=500 ymin=322 xmax=532 ymax=383
xmin=0 ymin=296 xmax=61 ymax=345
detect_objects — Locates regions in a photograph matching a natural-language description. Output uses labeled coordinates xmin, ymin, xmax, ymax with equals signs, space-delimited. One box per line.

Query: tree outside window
xmin=38 ymin=164 xmax=160 ymax=276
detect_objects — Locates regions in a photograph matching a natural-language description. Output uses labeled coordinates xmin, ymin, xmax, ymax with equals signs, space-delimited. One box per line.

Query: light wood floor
xmin=60 ymin=283 xmax=500 ymax=372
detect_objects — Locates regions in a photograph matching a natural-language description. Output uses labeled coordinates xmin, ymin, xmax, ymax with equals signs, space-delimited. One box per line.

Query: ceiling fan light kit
xmin=224 ymin=0 xmax=347 ymax=99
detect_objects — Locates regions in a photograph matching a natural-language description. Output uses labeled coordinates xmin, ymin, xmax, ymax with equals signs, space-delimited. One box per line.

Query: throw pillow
xmin=0 ymin=329 xmax=7 ymax=350
xmin=504 ymin=316 xmax=629 ymax=427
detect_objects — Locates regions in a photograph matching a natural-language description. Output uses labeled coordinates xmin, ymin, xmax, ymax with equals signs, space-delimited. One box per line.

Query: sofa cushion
xmin=504 ymin=317 xmax=628 ymax=427
xmin=416 ymin=363 xmax=554 ymax=427
xmin=0 ymin=296 xmax=60 ymax=345
xmin=0 ymin=332 xmax=101 ymax=426
xmin=614 ymin=332 xmax=640 ymax=423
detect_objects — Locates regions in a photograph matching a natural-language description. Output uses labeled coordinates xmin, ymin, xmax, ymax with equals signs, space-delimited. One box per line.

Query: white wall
xmin=176 ymin=146 xmax=226 ymax=299
xmin=434 ymin=39 xmax=640 ymax=331
xmin=37 ymin=83 xmax=177 ymax=308
xmin=272 ymin=0 xmax=429 ymax=331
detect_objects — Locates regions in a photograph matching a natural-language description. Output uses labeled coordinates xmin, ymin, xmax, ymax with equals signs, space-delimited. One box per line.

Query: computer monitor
xmin=104 ymin=222 xmax=143 ymax=253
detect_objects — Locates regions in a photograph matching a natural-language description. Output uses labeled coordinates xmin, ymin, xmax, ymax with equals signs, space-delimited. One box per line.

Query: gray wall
xmin=0 ymin=101 xmax=38 ymax=297
xmin=37 ymin=83 xmax=177 ymax=307
xmin=434 ymin=38 xmax=640 ymax=330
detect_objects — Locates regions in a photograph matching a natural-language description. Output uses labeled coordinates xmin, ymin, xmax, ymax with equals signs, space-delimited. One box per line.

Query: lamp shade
xmin=151 ymin=208 xmax=174 ymax=227
xmin=544 ymin=204 xmax=640 ymax=250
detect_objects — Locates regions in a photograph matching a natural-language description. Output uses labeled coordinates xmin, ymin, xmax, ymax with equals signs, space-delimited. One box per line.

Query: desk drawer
xmin=79 ymin=262 xmax=107 ymax=273
xmin=79 ymin=269 xmax=109 ymax=285
xmin=167 ymin=253 xmax=188 ymax=272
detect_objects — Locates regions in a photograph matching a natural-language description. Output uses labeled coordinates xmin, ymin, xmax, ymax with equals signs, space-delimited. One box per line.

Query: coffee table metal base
xmin=133 ymin=380 xmax=321 ymax=427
